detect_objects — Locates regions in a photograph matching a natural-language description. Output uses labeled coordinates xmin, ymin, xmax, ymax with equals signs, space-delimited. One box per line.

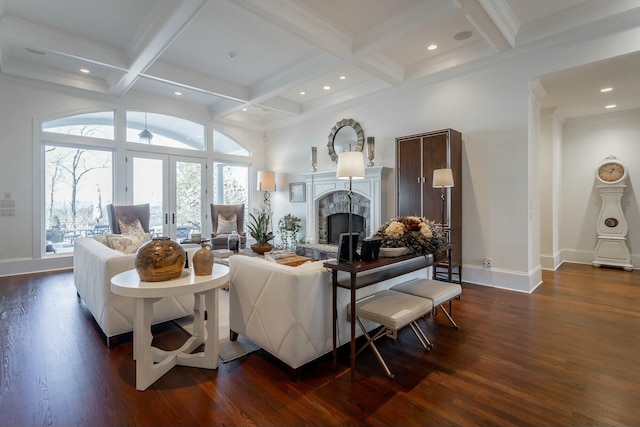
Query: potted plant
xmin=247 ymin=211 xmax=275 ymax=254
xmin=277 ymin=213 xmax=301 ymax=251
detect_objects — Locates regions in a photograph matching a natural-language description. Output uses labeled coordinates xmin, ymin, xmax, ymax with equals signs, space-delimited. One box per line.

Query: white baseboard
xmin=0 ymin=255 xmax=73 ymax=277
xmin=462 ymin=264 xmax=542 ymax=293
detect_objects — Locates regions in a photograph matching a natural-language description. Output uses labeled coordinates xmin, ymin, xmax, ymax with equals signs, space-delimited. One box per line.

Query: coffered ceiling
xmin=1 ymin=0 xmax=639 ymax=127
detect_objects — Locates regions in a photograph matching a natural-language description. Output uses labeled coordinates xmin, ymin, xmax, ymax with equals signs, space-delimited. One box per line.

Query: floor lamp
xmin=432 ymin=168 xmax=454 ymax=226
xmin=337 ymin=151 xmax=365 ymax=263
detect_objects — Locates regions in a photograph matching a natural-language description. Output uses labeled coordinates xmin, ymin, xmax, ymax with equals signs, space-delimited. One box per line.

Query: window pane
xmin=213 ymin=162 xmax=248 ymax=227
xmin=43 ymin=111 xmax=115 ymax=139
xmin=44 ymin=146 xmax=112 ymax=254
xmin=213 ymin=130 xmax=250 ymax=156
xmin=132 ymin=157 xmax=164 ymax=235
xmin=126 ymin=111 xmax=205 ymax=151
xmin=176 ymin=161 xmax=202 ymax=237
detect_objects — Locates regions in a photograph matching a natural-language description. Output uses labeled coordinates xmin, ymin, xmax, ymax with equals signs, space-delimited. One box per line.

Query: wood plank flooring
xmin=1 ymin=263 xmax=639 ymax=426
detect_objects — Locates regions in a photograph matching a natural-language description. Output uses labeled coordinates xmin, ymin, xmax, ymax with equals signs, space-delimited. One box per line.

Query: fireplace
xmin=302 ymin=166 xmax=386 ymax=245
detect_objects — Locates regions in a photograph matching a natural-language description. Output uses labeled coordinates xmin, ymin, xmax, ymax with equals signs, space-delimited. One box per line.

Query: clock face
xmin=604 ymin=217 xmax=619 ymax=228
xmin=598 ymin=162 xmax=625 ymax=183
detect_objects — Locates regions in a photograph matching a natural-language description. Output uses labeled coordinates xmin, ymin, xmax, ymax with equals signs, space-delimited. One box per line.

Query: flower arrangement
xmin=374 ymin=216 xmax=448 ymax=256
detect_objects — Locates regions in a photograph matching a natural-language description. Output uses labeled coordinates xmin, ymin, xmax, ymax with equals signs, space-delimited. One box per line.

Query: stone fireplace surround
xmin=302 ymin=166 xmax=385 ymax=245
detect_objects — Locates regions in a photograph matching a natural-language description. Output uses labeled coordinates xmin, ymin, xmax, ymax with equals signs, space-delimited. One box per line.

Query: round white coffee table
xmin=111 ymin=264 xmax=229 ymax=391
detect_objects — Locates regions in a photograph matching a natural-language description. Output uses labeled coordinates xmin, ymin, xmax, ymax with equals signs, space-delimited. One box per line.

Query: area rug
xmin=173 ymin=290 xmax=259 ymax=363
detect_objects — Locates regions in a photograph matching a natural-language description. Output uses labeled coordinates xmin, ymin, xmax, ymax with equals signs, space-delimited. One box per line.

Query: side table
xmin=111 ymin=264 xmax=229 ymax=391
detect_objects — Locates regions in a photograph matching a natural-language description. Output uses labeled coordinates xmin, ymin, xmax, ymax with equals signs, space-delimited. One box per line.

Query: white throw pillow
xmin=216 ymin=214 xmax=237 ymax=234
xmin=117 ymin=218 xmax=144 ymax=234
xmin=105 ymin=230 xmax=146 ymax=254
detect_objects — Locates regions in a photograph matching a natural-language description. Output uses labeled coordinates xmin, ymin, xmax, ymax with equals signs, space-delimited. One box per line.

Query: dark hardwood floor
xmin=1 ymin=263 xmax=639 ymax=426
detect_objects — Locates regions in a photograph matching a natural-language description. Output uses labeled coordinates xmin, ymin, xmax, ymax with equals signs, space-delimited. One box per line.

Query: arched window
xmin=213 ymin=131 xmax=250 ymax=156
xmin=126 ymin=111 xmax=205 ymax=151
xmin=43 ymin=111 xmax=114 ymax=139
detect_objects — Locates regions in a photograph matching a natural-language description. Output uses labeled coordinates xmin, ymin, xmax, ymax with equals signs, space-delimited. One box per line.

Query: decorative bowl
xmin=379 ymin=247 xmax=411 ymax=257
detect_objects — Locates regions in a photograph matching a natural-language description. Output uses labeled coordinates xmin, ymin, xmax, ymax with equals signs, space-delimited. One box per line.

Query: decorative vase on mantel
xmin=250 ymin=243 xmax=273 ymax=254
xmin=192 ymin=240 xmax=214 ymax=276
xmin=135 ymin=236 xmax=185 ymax=282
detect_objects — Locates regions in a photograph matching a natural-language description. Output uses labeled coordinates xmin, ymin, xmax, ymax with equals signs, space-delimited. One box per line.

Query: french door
xmin=129 ymin=153 xmax=206 ymax=240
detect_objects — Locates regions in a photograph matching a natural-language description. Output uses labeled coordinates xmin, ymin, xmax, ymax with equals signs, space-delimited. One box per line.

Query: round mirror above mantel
xmin=327 ymin=118 xmax=364 ymax=162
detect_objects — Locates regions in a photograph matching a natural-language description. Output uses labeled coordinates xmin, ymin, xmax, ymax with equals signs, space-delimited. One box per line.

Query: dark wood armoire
xmin=396 ymin=129 xmax=462 ymax=270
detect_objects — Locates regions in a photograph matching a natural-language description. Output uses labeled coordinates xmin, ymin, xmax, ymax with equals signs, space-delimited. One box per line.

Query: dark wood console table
xmin=323 ymin=253 xmax=434 ymax=381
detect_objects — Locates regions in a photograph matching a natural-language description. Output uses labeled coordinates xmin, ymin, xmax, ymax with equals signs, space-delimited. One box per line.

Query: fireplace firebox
xmin=327 ymin=213 xmax=366 ymax=244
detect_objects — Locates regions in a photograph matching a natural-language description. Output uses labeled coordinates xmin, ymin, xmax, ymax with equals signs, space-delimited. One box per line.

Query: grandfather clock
xmin=592 ymin=155 xmax=633 ymax=271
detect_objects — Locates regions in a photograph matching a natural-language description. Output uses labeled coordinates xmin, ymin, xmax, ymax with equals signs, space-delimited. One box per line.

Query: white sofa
xmin=73 ymin=237 xmax=195 ymax=346
xmin=228 ymin=255 xmax=430 ymax=371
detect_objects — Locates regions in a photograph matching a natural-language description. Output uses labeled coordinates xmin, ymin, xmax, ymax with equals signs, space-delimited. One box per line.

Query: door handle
xmin=164 ymin=213 xmax=168 ymax=224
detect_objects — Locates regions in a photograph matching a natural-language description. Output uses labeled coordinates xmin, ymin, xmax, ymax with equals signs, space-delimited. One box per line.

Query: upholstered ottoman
xmin=348 ymin=290 xmax=433 ymax=378
xmin=391 ymin=279 xmax=462 ymax=329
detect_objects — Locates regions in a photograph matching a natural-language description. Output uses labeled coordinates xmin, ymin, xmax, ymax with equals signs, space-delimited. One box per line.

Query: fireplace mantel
xmin=302 ymin=166 xmax=387 ymax=244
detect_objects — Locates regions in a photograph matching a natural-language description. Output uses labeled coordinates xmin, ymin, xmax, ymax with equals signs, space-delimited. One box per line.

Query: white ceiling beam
xmin=249 ymin=52 xmax=342 ymax=102
xmin=0 ymin=16 xmax=128 ymax=70
xmin=258 ymin=97 xmax=301 ymax=116
xmin=476 ymin=0 xmax=518 ymax=47
xmin=1 ymin=61 xmax=110 ymax=93
xmin=109 ymin=0 xmax=210 ymax=96
xmin=455 ymin=0 xmax=511 ymax=51
xmin=208 ymin=99 xmax=245 ymax=118
xmin=144 ymin=61 xmax=249 ymax=102
xmin=229 ymin=0 xmax=352 ymax=59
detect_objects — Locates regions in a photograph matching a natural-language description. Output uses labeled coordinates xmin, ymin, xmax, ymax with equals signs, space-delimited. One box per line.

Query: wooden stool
xmin=348 ymin=290 xmax=433 ymax=378
xmin=392 ymin=279 xmax=462 ymax=329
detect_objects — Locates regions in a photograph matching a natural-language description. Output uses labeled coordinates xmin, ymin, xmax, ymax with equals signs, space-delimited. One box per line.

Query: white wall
xmin=265 ymin=25 xmax=640 ymax=292
xmin=267 ymin=63 xmax=533 ymax=290
xmin=560 ymin=108 xmax=640 ymax=267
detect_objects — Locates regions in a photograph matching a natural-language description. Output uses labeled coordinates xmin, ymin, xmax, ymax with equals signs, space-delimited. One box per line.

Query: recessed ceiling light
xmin=227 ymin=52 xmax=236 ymax=59
xmin=339 ymin=75 xmax=346 ymax=80
xmin=79 ymin=68 xmax=90 ymax=74
xmin=454 ymin=31 xmax=473 ymax=41
xmin=323 ymin=86 xmax=331 ymax=90
xmin=242 ymin=108 xmax=247 ymax=111
xmin=299 ymin=91 xmax=306 ymax=95
xmin=605 ymin=104 xmax=617 ymax=109
xmin=600 ymin=87 xmax=613 ymax=93
xmin=174 ymin=91 xmax=182 ymax=96
xmin=427 ymin=44 xmax=438 ymax=51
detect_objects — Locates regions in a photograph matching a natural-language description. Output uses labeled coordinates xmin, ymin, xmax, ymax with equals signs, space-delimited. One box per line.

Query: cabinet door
xmin=422 ymin=133 xmax=448 ymax=224
xmin=397 ymin=137 xmax=422 ymax=216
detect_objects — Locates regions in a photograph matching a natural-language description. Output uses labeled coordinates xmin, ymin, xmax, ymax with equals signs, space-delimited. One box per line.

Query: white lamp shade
xmin=257 ymin=170 xmax=276 ymax=191
xmin=336 ymin=151 xmax=365 ymax=180
xmin=432 ymin=168 xmax=454 ymax=188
